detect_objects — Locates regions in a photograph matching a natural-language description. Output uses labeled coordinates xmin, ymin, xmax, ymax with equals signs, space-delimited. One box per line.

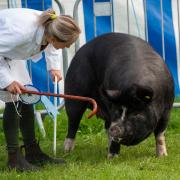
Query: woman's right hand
xmin=6 ymin=81 xmax=26 ymax=94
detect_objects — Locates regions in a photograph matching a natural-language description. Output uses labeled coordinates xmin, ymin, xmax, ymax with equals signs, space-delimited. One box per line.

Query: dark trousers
xmin=3 ymin=102 xmax=36 ymax=151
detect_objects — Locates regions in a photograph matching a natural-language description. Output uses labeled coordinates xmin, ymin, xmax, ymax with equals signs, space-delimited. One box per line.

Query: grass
xmin=0 ymin=103 xmax=180 ymax=179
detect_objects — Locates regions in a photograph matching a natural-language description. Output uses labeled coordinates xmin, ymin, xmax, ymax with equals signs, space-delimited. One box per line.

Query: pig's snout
xmin=109 ymin=125 xmax=124 ymax=138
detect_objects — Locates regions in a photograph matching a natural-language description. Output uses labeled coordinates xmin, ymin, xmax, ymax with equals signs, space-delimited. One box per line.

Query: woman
xmin=0 ymin=8 xmax=81 ymax=171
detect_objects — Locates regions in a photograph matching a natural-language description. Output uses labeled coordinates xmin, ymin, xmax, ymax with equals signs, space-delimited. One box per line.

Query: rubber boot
xmin=22 ymin=142 xmax=66 ymax=165
xmin=7 ymin=147 xmax=40 ymax=172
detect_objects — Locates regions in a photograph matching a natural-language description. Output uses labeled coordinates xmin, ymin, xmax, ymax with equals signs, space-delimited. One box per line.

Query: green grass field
xmin=0 ymin=105 xmax=180 ymax=180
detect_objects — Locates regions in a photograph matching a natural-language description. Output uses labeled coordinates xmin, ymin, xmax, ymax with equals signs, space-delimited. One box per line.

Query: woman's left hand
xmin=50 ymin=69 xmax=62 ymax=82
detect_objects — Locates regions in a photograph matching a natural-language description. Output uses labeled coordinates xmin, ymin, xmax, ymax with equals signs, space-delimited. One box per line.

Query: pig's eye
xmin=115 ymin=107 xmax=123 ymax=116
xmin=119 ymin=107 xmax=124 ymax=114
xmin=114 ymin=110 xmax=120 ymax=116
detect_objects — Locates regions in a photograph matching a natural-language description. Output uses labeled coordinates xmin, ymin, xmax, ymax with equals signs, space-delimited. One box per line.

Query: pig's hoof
xmin=157 ymin=152 xmax=168 ymax=157
xmin=64 ymin=138 xmax=75 ymax=153
xmin=107 ymin=153 xmax=119 ymax=159
xmin=156 ymin=145 xmax=168 ymax=157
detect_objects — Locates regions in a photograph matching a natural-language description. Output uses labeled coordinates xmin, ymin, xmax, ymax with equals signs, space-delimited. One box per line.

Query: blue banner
xmin=82 ymin=0 xmax=111 ymax=41
xmin=146 ymin=0 xmax=180 ymax=95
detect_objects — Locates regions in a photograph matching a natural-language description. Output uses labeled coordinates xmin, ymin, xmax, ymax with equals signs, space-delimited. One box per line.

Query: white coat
xmin=0 ymin=8 xmax=61 ymax=90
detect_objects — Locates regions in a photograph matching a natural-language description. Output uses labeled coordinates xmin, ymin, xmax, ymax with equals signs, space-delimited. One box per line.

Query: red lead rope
xmin=21 ymin=89 xmax=98 ymax=119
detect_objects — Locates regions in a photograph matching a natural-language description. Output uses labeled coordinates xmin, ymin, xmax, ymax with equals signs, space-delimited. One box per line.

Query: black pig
xmin=64 ymin=33 xmax=174 ymax=158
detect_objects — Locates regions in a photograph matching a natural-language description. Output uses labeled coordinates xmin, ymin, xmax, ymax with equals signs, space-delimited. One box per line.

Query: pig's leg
xmin=64 ymin=60 xmax=95 ymax=152
xmin=107 ymin=131 xmax=121 ymax=159
xmin=155 ymin=131 xmax=167 ymax=156
xmin=154 ymin=110 xmax=170 ymax=156
xmin=64 ymin=100 xmax=87 ymax=152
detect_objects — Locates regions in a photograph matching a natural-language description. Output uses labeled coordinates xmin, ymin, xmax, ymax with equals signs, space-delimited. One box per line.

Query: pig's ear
xmin=105 ymin=90 xmax=122 ymax=101
xmin=130 ymin=84 xmax=154 ymax=104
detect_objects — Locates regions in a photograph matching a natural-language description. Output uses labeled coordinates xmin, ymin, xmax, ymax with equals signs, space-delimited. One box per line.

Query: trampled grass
xmin=0 ymin=104 xmax=180 ymax=180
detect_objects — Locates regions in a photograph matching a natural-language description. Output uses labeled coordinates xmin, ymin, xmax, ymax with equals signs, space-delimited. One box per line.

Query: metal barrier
xmin=93 ymin=0 xmax=114 ymax=37
xmin=0 ymin=0 xmax=20 ymax=9
xmin=54 ymin=0 xmax=69 ymax=78
xmin=143 ymin=0 xmax=148 ymax=41
xmin=73 ymin=0 xmax=82 ymax=52
xmin=0 ymin=1 xmax=180 ymax=110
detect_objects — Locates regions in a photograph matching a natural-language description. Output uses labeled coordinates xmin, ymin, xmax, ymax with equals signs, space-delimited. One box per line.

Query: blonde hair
xmin=39 ymin=9 xmax=81 ymax=43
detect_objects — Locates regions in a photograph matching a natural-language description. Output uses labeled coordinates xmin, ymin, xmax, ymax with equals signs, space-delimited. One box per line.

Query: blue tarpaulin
xmin=146 ymin=0 xmax=179 ymax=95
